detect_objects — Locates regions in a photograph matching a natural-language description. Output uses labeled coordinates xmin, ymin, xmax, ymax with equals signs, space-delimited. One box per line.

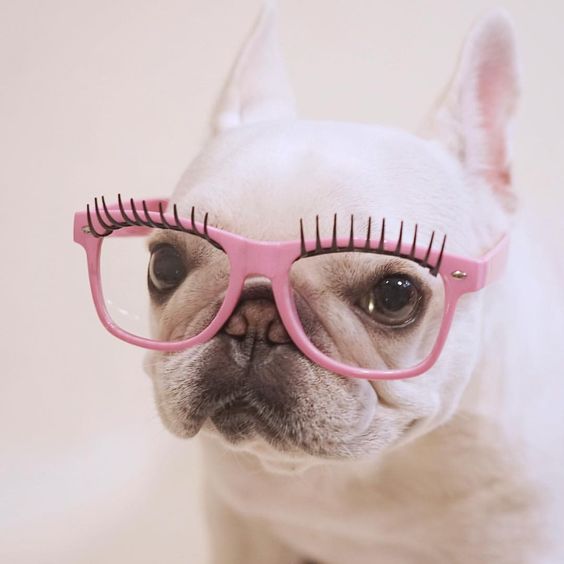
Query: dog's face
xmin=145 ymin=8 xmax=518 ymax=466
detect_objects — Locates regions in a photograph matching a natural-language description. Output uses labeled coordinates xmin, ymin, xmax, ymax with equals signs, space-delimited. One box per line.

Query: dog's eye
xmin=148 ymin=244 xmax=187 ymax=292
xmin=358 ymin=274 xmax=421 ymax=327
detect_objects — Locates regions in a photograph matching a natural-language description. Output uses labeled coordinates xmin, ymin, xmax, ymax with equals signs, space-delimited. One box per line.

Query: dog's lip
xmin=212 ymin=397 xmax=253 ymax=417
xmin=209 ymin=398 xmax=260 ymax=442
xmin=206 ymin=393 xmax=296 ymax=446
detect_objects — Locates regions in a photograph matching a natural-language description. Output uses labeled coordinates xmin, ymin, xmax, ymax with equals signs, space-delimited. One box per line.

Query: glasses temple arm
xmin=479 ymin=235 xmax=510 ymax=289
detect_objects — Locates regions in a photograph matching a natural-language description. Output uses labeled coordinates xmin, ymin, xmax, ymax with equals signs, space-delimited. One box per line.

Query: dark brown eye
xmin=359 ymin=274 xmax=421 ymax=327
xmin=148 ymin=244 xmax=187 ymax=292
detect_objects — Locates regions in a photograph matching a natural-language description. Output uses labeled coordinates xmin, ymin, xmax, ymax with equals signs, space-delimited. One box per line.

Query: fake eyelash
xmin=299 ymin=214 xmax=447 ymax=276
xmin=84 ymin=196 xmax=445 ymax=276
xmin=85 ymin=194 xmax=219 ymax=247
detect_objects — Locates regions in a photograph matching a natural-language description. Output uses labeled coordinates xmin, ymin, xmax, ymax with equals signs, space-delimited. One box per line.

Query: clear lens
xmin=289 ymin=252 xmax=445 ymax=372
xmin=100 ymin=228 xmax=230 ymax=341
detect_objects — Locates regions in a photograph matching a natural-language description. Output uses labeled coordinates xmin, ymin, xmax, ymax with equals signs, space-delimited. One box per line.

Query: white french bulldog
xmin=145 ymin=5 xmax=564 ymax=563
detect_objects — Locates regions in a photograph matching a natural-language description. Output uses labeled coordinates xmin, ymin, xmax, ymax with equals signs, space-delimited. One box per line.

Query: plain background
xmin=1 ymin=1 xmax=562 ymax=562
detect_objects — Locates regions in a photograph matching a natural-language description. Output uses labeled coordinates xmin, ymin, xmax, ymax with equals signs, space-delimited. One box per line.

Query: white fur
xmin=151 ymin=6 xmax=564 ymax=563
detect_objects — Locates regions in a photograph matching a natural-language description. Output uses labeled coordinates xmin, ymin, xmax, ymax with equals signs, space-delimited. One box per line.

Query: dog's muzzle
xmin=190 ymin=286 xmax=302 ymax=443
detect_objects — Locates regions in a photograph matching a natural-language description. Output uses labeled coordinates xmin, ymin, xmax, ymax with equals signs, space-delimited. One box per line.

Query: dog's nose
xmin=222 ymin=287 xmax=290 ymax=345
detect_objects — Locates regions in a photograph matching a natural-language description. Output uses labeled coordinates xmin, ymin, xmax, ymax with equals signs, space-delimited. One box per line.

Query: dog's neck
xmin=460 ymin=214 xmax=564 ymax=455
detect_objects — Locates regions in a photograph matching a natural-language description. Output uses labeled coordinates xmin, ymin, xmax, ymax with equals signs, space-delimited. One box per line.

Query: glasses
xmin=73 ymin=196 xmax=508 ymax=380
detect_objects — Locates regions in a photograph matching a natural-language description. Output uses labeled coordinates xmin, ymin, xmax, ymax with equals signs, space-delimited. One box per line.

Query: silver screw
xmin=451 ymin=270 xmax=467 ymax=279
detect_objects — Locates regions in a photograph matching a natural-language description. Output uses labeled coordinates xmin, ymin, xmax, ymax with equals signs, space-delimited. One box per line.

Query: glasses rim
xmin=73 ymin=196 xmax=509 ymax=380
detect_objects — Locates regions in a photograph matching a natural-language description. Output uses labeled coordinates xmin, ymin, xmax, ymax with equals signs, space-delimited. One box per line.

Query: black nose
xmin=222 ymin=285 xmax=290 ymax=345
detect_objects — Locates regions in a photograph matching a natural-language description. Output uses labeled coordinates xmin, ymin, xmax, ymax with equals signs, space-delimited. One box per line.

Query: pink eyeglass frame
xmin=73 ymin=197 xmax=509 ymax=381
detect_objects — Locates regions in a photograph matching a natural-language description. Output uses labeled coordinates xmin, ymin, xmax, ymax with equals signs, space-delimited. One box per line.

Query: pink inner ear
xmin=479 ymin=77 xmax=511 ymax=189
xmin=477 ymin=61 xmax=513 ymax=190
xmin=467 ymin=22 xmax=518 ymax=193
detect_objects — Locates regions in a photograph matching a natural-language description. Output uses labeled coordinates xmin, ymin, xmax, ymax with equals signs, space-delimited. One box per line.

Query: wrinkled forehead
xmin=171 ymin=121 xmax=473 ymax=248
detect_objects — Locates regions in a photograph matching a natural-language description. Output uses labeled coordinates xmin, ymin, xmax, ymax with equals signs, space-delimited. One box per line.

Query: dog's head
xmin=145 ymin=7 xmax=519 ymax=467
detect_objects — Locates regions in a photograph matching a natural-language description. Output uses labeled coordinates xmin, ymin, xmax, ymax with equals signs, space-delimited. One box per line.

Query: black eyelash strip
xmin=85 ymin=194 xmax=220 ymax=248
xmin=84 ymin=198 xmax=445 ymax=276
xmin=299 ymin=215 xmax=446 ymax=276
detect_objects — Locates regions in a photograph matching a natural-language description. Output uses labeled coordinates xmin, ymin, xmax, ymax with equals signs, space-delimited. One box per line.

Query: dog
xmin=144 ymin=5 xmax=564 ymax=563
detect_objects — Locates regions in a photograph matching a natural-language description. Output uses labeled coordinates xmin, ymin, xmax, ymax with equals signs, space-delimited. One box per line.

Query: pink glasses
xmin=73 ymin=196 xmax=508 ymax=380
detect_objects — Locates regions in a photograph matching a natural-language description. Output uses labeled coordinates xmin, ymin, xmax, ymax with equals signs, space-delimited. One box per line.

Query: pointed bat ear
xmin=210 ymin=2 xmax=296 ymax=134
xmin=424 ymin=10 xmax=520 ymax=210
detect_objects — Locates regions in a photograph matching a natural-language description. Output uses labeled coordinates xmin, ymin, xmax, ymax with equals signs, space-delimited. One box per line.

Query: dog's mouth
xmin=170 ymin=336 xmax=304 ymax=447
xmin=210 ymin=397 xmax=273 ymax=443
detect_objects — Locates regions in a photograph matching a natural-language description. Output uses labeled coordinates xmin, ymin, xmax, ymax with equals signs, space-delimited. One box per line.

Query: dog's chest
xmin=204 ymin=421 xmax=547 ymax=564
xmin=207 ymin=454 xmax=423 ymax=563
xmin=209 ymin=461 xmax=429 ymax=563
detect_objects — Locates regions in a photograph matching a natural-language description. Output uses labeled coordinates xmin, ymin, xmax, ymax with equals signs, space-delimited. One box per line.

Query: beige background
xmin=1 ymin=1 xmax=562 ymax=563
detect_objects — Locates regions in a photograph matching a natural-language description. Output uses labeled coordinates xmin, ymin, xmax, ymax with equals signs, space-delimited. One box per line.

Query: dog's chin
xmin=201 ymin=422 xmax=323 ymax=475
xmin=207 ymin=396 xmax=285 ymax=447
xmin=209 ymin=398 xmax=257 ymax=443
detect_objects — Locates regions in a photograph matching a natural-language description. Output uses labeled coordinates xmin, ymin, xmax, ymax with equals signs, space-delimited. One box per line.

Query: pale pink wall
xmin=1 ymin=1 xmax=562 ymax=562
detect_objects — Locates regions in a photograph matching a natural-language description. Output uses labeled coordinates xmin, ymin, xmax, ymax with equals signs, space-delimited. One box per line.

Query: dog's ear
xmin=211 ymin=2 xmax=296 ymax=134
xmin=425 ymin=10 xmax=520 ymax=209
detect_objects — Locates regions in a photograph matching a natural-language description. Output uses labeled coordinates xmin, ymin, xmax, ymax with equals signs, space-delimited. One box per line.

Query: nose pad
xmin=222 ymin=286 xmax=290 ymax=345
